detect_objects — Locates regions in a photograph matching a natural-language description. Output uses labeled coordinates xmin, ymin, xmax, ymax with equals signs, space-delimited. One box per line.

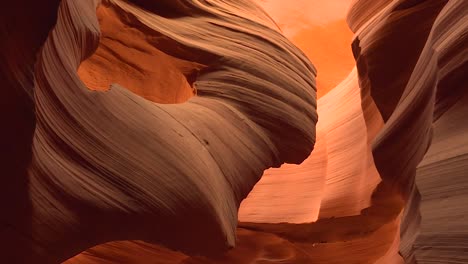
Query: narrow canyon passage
xmin=1 ymin=0 xmax=466 ymax=263
xmin=67 ymin=0 xmax=404 ymax=263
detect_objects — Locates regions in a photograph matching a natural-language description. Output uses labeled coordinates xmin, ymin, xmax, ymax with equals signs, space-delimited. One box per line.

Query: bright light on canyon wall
xmin=1 ymin=0 xmax=466 ymax=263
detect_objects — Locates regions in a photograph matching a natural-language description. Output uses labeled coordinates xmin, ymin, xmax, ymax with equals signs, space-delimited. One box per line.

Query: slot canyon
xmin=0 ymin=0 xmax=467 ymax=263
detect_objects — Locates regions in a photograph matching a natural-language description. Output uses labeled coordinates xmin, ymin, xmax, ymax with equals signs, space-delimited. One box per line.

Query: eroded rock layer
xmin=349 ymin=0 xmax=468 ymax=262
xmin=67 ymin=69 xmax=406 ymax=264
xmin=1 ymin=0 xmax=317 ymax=262
xmin=1 ymin=0 xmax=467 ymax=263
xmin=239 ymin=68 xmax=383 ymax=223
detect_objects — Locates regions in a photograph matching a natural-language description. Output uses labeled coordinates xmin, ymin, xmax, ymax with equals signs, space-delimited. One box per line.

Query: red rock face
xmin=77 ymin=3 xmax=203 ymax=103
xmin=1 ymin=0 xmax=466 ymax=263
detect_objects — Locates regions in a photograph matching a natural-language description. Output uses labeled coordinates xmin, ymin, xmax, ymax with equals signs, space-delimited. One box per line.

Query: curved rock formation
xmin=1 ymin=0 xmax=317 ymax=262
xmin=349 ymin=0 xmax=468 ymax=262
xmin=67 ymin=68 xmax=405 ymax=264
xmin=239 ymin=68 xmax=383 ymax=223
xmin=77 ymin=3 xmax=203 ymax=103
xmin=1 ymin=0 xmax=467 ymax=263
xmin=258 ymin=0 xmax=356 ymax=97
xmin=241 ymin=0 xmax=467 ymax=262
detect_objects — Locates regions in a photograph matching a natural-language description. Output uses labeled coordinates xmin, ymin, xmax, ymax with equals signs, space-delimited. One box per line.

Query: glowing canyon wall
xmin=0 ymin=0 xmax=466 ymax=263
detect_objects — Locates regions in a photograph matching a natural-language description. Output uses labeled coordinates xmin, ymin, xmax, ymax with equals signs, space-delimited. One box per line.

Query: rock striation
xmin=349 ymin=0 xmax=468 ymax=262
xmin=1 ymin=0 xmax=317 ymax=262
xmin=1 ymin=0 xmax=466 ymax=263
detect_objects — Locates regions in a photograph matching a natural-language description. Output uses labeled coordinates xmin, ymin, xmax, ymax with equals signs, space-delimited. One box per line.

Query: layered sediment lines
xmin=77 ymin=3 xmax=203 ymax=103
xmin=349 ymin=0 xmax=468 ymax=262
xmin=239 ymin=68 xmax=382 ymax=223
xmin=71 ymin=0 xmax=403 ymax=261
xmin=2 ymin=0 xmax=466 ymax=263
xmin=68 ymin=69 xmax=405 ymax=264
xmin=1 ymin=0 xmax=317 ymax=262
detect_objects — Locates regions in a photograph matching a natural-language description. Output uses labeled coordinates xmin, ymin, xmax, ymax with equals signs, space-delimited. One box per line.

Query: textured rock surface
xmin=67 ymin=69 xmax=405 ymax=264
xmin=77 ymin=3 xmax=203 ymax=103
xmin=239 ymin=68 xmax=383 ymax=223
xmin=1 ymin=0 xmax=467 ymax=263
xmin=1 ymin=0 xmax=317 ymax=262
xmin=349 ymin=0 xmax=468 ymax=262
